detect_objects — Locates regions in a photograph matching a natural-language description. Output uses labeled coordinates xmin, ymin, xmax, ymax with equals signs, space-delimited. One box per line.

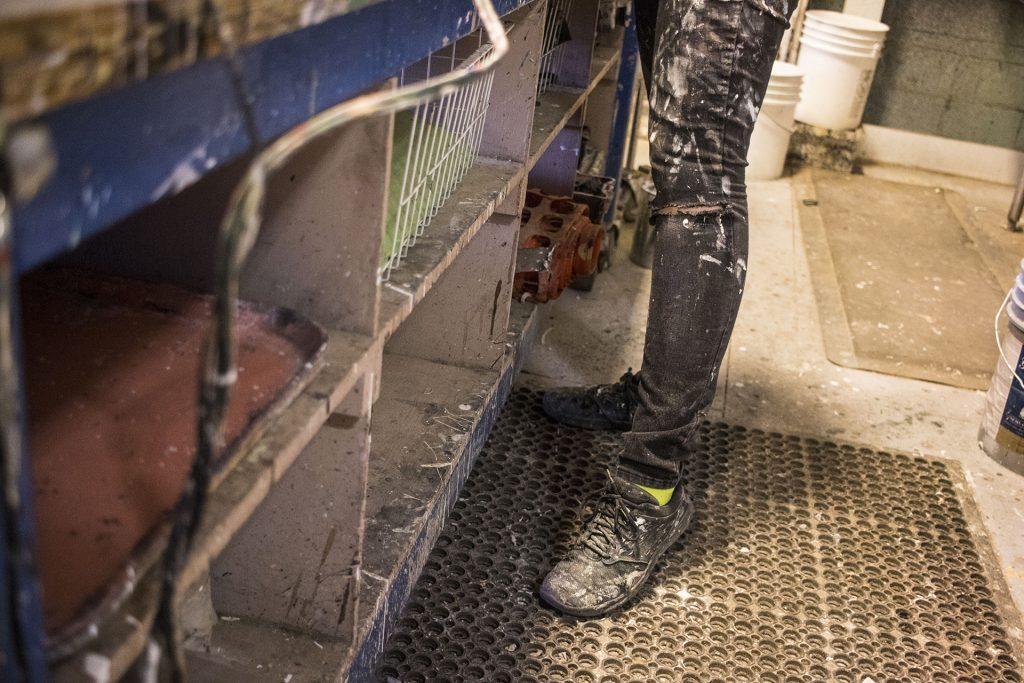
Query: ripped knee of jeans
xmin=654 ymin=202 xmax=729 ymax=222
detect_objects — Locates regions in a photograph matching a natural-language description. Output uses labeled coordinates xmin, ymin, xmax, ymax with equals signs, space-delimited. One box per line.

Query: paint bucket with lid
xmin=747 ymin=61 xmax=804 ymax=181
xmin=979 ymin=259 xmax=1024 ymax=475
xmin=795 ymin=10 xmax=889 ymax=130
xmin=803 ymin=11 xmax=888 ymax=44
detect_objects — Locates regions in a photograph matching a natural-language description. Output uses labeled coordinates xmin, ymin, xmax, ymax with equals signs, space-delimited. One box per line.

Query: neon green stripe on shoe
xmin=638 ymin=485 xmax=675 ymax=506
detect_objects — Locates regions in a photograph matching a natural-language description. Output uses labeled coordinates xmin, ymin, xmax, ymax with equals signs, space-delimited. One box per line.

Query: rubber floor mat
xmin=377 ymin=389 xmax=1024 ymax=682
xmin=797 ymin=169 xmax=1004 ymax=390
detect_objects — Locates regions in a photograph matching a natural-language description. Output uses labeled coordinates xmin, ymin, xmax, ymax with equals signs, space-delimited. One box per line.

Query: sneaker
xmin=541 ymin=370 xmax=640 ymax=431
xmin=539 ymin=474 xmax=694 ymax=617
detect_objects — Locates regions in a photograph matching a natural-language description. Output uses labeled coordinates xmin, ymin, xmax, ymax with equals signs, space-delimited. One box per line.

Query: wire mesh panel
xmin=382 ymin=29 xmax=498 ymax=280
xmin=538 ymin=0 xmax=575 ymax=94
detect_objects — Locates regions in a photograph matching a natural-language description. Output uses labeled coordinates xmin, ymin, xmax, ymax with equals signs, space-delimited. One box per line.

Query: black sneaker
xmin=541 ymin=370 xmax=640 ymax=431
xmin=539 ymin=474 xmax=694 ymax=617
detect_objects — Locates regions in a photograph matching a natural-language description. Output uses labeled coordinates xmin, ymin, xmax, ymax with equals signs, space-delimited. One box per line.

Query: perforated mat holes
xmin=378 ymin=389 xmax=1024 ymax=683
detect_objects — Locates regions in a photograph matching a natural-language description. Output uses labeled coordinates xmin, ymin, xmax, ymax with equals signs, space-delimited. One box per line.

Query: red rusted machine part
xmin=514 ymin=190 xmax=604 ymax=303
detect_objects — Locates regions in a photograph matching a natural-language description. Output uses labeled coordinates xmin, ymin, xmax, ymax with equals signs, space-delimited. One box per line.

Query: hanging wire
xmin=146 ymin=0 xmax=509 ymax=679
xmin=0 ymin=123 xmax=33 ymax=679
xmin=0 ymin=141 xmax=22 ymax=563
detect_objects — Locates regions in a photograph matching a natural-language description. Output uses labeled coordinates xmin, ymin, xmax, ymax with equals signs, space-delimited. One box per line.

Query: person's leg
xmin=541 ymin=0 xmax=793 ymax=616
xmin=633 ymin=0 xmax=660 ymax=94
xmin=537 ymin=0 xmax=662 ymax=435
xmin=619 ymin=0 xmax=794 ymax=489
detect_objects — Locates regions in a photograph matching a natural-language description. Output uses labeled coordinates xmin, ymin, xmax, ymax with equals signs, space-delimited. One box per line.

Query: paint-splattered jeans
xmin=619 ymin=0 xmax=795 ymax=488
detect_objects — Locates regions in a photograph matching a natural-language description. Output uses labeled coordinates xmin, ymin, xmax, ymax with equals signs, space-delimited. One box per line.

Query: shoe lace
xmin=580 ymin=486 xmax=641 ymax=560
xmin=618 ymin=368 xmax=640 ymax=406
xmin=593 ymin=368 xmax=639 ymax=410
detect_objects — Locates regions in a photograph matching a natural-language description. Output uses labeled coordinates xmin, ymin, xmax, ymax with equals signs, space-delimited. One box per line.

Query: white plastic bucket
xmin=804 ymin=10 xmax=890 ymax=38
xmin=747 ymin=62 xmax=803 ymax=181
xmin=803 ymin=21 xmax=884 ymax=48
xmin=766 ymin=83 xmax=802 ymax=97
xmin=795 ymin=14 xmax=888 ymax=130
xmin=764 ymin=61 xmax=803 ymax=99
xmin=979 ymin=258 xmax=1024 ymax=476
xmin=766 ymin=60 xmax=805 ymax=81
xmin=802 ymin=32 xmax=882 ymax=55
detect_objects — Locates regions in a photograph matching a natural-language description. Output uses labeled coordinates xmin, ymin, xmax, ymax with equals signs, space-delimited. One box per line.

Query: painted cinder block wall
xmin=808 ymin=0 xmax=1024 ymax=150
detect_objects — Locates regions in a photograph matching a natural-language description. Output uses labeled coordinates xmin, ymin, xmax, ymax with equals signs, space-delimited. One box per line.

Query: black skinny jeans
xmin=618 ymin=0 xmax=795 ymax=488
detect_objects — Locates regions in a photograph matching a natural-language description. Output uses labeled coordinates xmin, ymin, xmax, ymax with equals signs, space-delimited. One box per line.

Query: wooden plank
xmin=348 ymin=308 xmax=538 ymax=678
xmin=479 ymin=2 xmax=545 ymax=164
xmin=242 ymin=110 xmax=390 ymax=336
xmin=530 ymin=123 xmax=584 ymax=195
xmin=559 ymin=0 xmax=600 ymax=89
xmin=581 ymin=46 xmax=621 ymax=161
xmin=211 ymin=372 xmax=374 ymax=646
xmin=190 ymin=307 xmax=537 ymax=681
xmin=529 ymin=86 xmax=584 ymax=168
xmin=183 ymin=330 xmax=377 ymax=589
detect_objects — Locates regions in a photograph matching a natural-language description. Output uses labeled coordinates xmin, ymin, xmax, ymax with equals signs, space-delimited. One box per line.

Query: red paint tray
xmin=21 ymin=268 xmax=327 ymax=651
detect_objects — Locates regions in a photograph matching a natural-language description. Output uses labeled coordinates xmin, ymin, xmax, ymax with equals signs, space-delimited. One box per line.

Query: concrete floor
xmin=518 ymin=165 xmax=1024 ymax=617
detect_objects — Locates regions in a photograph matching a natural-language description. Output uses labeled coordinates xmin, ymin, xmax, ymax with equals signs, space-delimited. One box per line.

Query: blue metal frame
xmin=602 ymin=4 xmax=638 ymax=225
xmin=12 ymin=0 xmax=525 ymax=276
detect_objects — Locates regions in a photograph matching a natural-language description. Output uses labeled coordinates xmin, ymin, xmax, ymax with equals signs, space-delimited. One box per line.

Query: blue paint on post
xmin=12 ymin=0 xmax=528 ymax=275
xmin=14 ymin=61 xmax=250 ymax=276
xmin=602 ymin=7 xmax=638 ymax=225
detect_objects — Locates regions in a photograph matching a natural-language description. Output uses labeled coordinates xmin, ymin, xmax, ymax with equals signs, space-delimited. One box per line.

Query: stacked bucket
xmin=748 ymin=61 xmax=804 ymax=180
xmin=747 ymin=10 xmax=889 ymax=180
xmin=795 ymin=10 xmax=890 ymax=130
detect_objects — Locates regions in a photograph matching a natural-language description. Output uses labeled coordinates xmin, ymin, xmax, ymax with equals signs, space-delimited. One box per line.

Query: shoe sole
xmin=540 ymin=395 xmax=631 ymax=432
xmin=539 ymin=499 xmax=695 ymax=618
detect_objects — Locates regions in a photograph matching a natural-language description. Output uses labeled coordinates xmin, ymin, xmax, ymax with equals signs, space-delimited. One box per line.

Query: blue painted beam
xmin=603 ymin=7 xmax=638 ymax=225
xmin=12 ymin=0 xmax=527 ymax=275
